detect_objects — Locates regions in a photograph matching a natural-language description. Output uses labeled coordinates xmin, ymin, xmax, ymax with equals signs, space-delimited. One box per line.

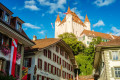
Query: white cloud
xmin=38 ymin=0 xmax=66 ymax=13
xmin=12 ymin=7 xmax=16 ymax=10
xmin=71 ymin=7 xmax=84 ymax=20
xmin=23 ymin=23 xmax=40 ymax=29
xmin=111 ymin=26 xmax=120 ymax=36
xmin=38 ymin=30 xmax=45 ymax=35
xmin=94 ymin=0 xmax=116 ymax=7
xmin=24 ymin=0 xmax=39 ymax=10
xmin=23 ymin=28 xmax=28 ymax=31
xmin=73 ymin=2 xmax=78 ymax=5
xmin=93 ymin=20 xmax=105 ymax=27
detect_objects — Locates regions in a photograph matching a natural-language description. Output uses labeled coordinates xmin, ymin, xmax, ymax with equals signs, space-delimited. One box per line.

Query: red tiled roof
xmin=97 ymin=37 xmax=120 ymax=47
xmin=81 ymin=30 xmax=118 ymax=40
xmin=59 ymin=7 xmax=86 ymax=27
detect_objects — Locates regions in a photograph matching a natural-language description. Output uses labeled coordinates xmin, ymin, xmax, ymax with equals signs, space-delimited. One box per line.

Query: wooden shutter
xmin=29 ymin=58 xmax=32 ymax=67
xmin=37 ymin=75 xmax=39 ymax=80
xmin=60 ymin=58 xmax=61 ymax=65
xmin=109 ymin=51 xmax=112 ymax=60
xmin=42 ymin=76 xmax=44 ymax=80
xmin=38 ymin=59 xmax=40 ymax=68
xmin=40 ymin=59 xmax=42 ymax=69
xmin=44 ymin=62 xmax=46 ymax=71
xmin=55 ymin=55 xmax=56 ymax=62
xmin=59 ymin=69 xmax=61 ymax=77
xmin=51 ymin=65 xmax=53 ymax=74
xmin=111 ymin=67 xmax=115 ymax=77
xmin=55 ymin=67 xmax=56 ymax=75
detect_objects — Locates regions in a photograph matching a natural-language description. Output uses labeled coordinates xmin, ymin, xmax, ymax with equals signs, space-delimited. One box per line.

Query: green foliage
xmin=58 ymin=32 xmax=85 ymax=55
xmin=59 ymin=33 xmax=102 ymax=75
xmin=75 ymin=53 xmax=93 ymax=75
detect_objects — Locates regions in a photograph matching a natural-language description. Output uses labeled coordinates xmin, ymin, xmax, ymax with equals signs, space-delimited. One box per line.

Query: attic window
xmin=4 ymin=13 xmax=9 ymax=23
xmin=0 ymin=8 xmax=3 ymax=19
xmin=16 ymin=21 xmax=22 ymax=32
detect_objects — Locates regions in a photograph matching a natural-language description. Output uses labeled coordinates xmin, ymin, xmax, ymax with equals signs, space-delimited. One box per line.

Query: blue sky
xmin=1 ymin=0 xmax=120 ymax=39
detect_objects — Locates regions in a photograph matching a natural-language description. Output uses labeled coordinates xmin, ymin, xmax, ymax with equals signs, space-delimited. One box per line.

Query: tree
xmin=58 ymin=32 xmax=85 ymax=55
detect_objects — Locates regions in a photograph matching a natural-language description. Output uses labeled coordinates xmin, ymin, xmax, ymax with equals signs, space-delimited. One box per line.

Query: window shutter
xmin=27 ymin=74 xmax=31 ymax=80
xmin=38 ymin=59 xmax=40 ymax=68
xmin=48 ymin=63 xmax=49 ymax=72
xmin=111 ymin=67 xmax=115 ymax=77
xmin=37 ymin=75 xmax=39 ymax=80
xmin=41 ymin=59 xmax=42 ymax=69
xmin=109 ymin=51 xmax=112 ymax=60
xmin=44 ymin=62 xmax=46 ymax=71
xmin=51 ymin=65 xmax=53 ymax=73
xmin=60 ymin=58 xmax=61 ymax=65
xmin=55 ymin=67 xmax=56 ymax=75
xmin=42 ymin=76 xmax=44 ymax=80
xmin=119 ymin=51 xmax=120 ymax=60
xmin=55 ymin=55 xmax=56 ymax=62
xmin=29 ymin=58 xmax=32 ymax=67
xmin=59 ymin=69 xmax=61 ymax=77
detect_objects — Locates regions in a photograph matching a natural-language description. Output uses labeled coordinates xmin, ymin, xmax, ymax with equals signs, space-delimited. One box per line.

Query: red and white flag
xmin=9 ymin=38 xmax=18 ymax=77
xmin=51 ymin=23 xmax=54 ymax=29
xmin=63 ymin=12 xmax=68 ymax=14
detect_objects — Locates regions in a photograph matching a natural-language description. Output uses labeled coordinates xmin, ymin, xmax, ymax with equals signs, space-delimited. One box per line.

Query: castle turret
xmin=66 ymin=7 xmax=73 ymax=33
xmin=55 ymin=14 xmax=61 ymax=38
xmin=84 ymin=14 xmax=91 ymax=30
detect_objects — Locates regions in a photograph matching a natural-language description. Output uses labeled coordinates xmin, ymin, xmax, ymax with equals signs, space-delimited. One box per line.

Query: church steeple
xmin=84 ymin=14 xmax=90 ymax=22
xmin=55 ymin=14 xmax=61 ymax=22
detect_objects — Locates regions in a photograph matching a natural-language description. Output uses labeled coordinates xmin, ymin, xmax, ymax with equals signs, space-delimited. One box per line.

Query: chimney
xmin=45 ymin=35 xmax=47 ymax=39
xmin=33 ymin=35 xmax=37 ymax=41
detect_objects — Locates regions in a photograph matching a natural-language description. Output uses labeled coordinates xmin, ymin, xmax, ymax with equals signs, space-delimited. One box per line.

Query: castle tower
xmin=55 ymin=14 xmax=61 ymax=38
xmin=84 ymin=14 xmax=91 ymax=30
xmin=66 ymin=7 xmax=73 ymax=33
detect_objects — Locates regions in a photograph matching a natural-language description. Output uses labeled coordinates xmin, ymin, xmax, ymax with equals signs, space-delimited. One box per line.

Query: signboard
xmin=22 ymin=67 xmax=28 ymax=80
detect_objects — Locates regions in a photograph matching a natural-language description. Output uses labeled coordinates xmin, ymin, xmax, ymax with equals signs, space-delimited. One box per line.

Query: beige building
xmin=94 ymin=37 xmax=120 ymax=80
xmin=24 ymin=37 xmax=78 ymax=80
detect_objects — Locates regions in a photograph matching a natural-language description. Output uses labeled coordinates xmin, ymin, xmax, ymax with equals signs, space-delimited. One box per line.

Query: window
xmin=83 ymin=36 xmax=85 ymax=40
xmin=16 ymin=22 xmax=22 ymax=32
xmin=0 ymin=32 xmax=3 ymax=47
xmin=4 ymin=13 xmax=9 ymax=23
xmin=5 ymin=61 xmax=10 ymax=74
xmin=112 ymin=51 xmax=119 ymax=60
xmin=44 ymin=62 xmax=47 ymax=71
xmin=24 ymin=58 xmax=31 ymax=67
xmin=114 ymin=67 xmax=120 ymax=78
xmin=44 ymin=49 xmax=47 ymax=57
xmin=48 ymin=50 xmax=51 ymax=59
xmin=48 ymin=64 xmax=51 ymax=73
xmin=27 ymin=74 xmax=31 ymax=80
xmin=56 ymin=46 xmax=59 ymax=53
xmin=53 ymin=66 xmax=55 ymax=74
xmin=0 ymin=59 xmax=4 ymax=71
xmin=15 ymin=64 xmax=20 ymax=77
xmin=38 ymin=59 xmax=42 ymax=69
xmin=17 ymin=43 xmax=22 ymax=54
xmin=0 ymin=8 xmax=3 ymax=19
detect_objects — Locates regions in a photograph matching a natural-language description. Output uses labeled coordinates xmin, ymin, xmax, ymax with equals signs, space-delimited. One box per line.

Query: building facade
xmin=94 ymin=37 xmax=120 ymax=80
xmin=24 ymin=37 xmax=77 ymax=80
xmin=55 ymin=7 xmax=118 ymax=47
xmin=0 ymin=3 xmax=34 ymax=79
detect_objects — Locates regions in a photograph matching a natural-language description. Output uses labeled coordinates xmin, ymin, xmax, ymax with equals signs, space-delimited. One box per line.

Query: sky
xmin=0 ymin=0 xmax=120 ymax=39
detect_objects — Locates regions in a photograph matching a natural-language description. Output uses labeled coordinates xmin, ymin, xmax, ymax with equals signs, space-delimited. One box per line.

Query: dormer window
xmin=4 ymin=13 xmax=9 ymax=23
xmin=0 ymin=8 xmax=3 ymax=19
xmin=16 ymin=21 xmax=22 ymax=32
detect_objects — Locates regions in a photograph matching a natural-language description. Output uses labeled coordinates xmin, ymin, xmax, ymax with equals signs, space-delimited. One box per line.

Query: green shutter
xmin=109 ymin=51 xmax=112 ymax=60
xmin=111 ymin=67 xmax=115 ymax=78
xmin=119 ymin=51 xmax=120 ymax=60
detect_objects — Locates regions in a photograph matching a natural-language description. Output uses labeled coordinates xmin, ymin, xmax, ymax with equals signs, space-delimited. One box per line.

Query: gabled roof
xmin=59 ymin=7 xmax=86 ymax=27
xmin=84 ymin=14 xmax=89 ymax=23
xmin=55 ymin=14 xmax=61 ymax=22
xmin=32 ymin=38 xmax=60 ymax=49
xmin=81 ymin=30 xmax=118 ymax=40
xmin=97 ymin=37 xmax=120 ymax=47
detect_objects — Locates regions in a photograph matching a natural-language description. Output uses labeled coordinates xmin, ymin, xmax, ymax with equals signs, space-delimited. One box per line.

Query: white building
xmin=0 ymin=3 xmax=34 ymax=79
xmin=94 ymin=37 xmax=120 ymax=80
xmin=55 ymin=7 xmax=118 ymax=47
xmin=24 ymin=37 xmax=77 ymax=80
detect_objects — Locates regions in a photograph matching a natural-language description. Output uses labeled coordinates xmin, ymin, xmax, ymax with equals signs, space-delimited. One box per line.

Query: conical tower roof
xmin=55 ymin=14 xmax=61 ymax=22
xmin=67 ymin=6 xmax=72 ymax=13
xmin=84 ymin=14 xmax=90 ymax=22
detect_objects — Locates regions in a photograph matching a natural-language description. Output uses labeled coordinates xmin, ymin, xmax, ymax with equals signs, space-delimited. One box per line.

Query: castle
xmin=55 ymin=7 xmax=117 ymax=46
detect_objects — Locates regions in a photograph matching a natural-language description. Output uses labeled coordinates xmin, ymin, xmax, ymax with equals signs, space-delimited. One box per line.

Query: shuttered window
xmin=48 ymin=50 xmax=51 ymax=59
xmin=38 ymin=59 xmax=42 ymax=69
xmin=44 ymin=49 xmax=47 ymax=57
xmin=44 ymin=62 xmax=47 ymax=71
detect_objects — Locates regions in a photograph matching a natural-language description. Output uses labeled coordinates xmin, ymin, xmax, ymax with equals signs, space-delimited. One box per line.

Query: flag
xmin=9 ymin=38 xmax=18 ymax=77
xmin=63 ymin=12 xmax=68 ymax=14
xmin=22 ymin=67 xmax=28 ymax=80
xmin=51 ymin=23 xmax=54 ymax=29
